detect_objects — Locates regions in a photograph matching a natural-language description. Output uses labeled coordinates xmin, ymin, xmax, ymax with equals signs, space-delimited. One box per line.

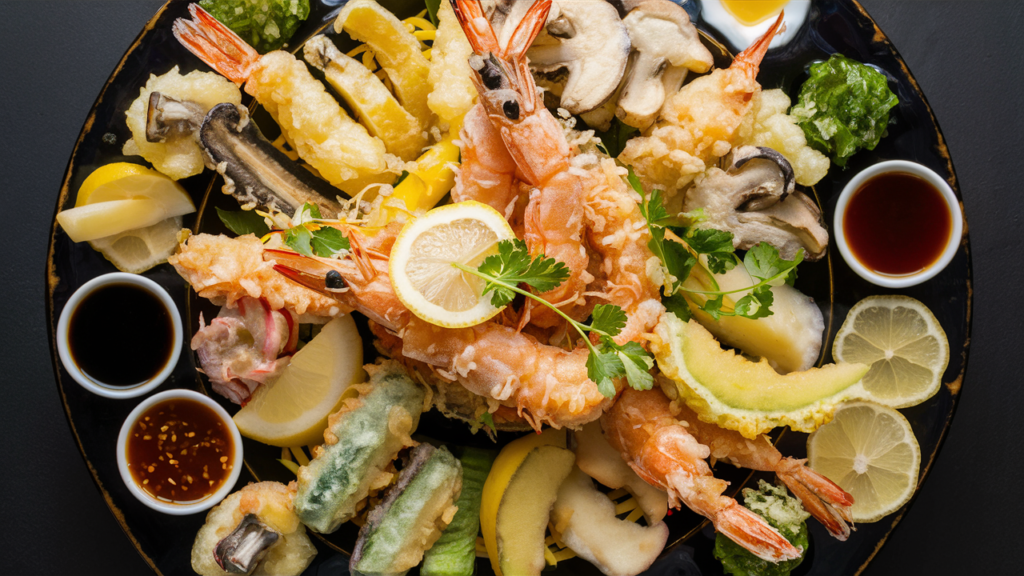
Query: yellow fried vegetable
xmin=248 ymin=51 xmax=403 ymax=195
xmin=334 ymin=0 xmax=434 ymax=128
xmin=123 ymin=66 xmax=241 ymax=180
xmin=427 ymin=0 xmax=476 ymax=125
xmin=304 ymin=36 xmax=427 ymax=162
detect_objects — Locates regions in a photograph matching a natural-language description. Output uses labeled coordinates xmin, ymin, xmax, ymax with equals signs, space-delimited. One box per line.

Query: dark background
xmin=1 ymin=1 xmax=1020 ymax=575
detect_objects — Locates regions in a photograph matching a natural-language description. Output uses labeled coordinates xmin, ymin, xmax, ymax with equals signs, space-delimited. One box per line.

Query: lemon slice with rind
xmin=88 ymin=216 xmax=183 ymax=274
xmin=75 ymin=162 xmax=158 ymax=206
xmin=807 ymin=401 xmax=921 ymax=522
xmin=833 ymin=295 xmax=949 ymax=408
xmin=234 ymin=314 xmax=365 ymax=448
xmin=390 ymin=201 xmax=516 ymax=328
xmin=57 ymin=173 xmax=195 ymax=242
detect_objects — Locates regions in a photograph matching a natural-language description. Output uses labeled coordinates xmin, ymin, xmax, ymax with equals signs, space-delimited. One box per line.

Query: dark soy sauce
xmin=844 ymin=172 xmax=953 ymax=276
xmin=68 ymin=283 xmax=173 ymax=387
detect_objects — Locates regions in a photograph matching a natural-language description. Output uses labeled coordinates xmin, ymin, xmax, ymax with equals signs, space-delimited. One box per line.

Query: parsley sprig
xmin=629 ymin=168 xmax=803 ymax=322
xmin=454 ymin=239 xmax=654 ymax=398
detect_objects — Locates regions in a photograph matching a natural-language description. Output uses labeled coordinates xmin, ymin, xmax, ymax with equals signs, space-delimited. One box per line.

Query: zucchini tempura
xmin=427 ymin=0 xmax=477 ymax=126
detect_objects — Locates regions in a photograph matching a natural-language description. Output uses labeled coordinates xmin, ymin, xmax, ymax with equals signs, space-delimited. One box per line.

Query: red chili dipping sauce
xmin=125 ymin=398 xmax=234 ymax=502
xmin=843 ymin=172 xmax=952 ymax=276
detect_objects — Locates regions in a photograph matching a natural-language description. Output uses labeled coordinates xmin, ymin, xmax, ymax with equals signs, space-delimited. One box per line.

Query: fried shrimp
xmin=602 ymin=387 xmax=802 ymax=563
xmin=620 ymin=12 xmax=785 ymax=195
xmin=172 ymin=4 xmax=403 ymax=194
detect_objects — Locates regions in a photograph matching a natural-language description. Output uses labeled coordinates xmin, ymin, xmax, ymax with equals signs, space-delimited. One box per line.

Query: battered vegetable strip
xmin=334 ymin=0 xmax=435 ymax=129
xmin=421 ymin=447 xmax=495 ymax=576
xmin=198 ymin=0 xmax=310 ymax=53
xmin=304 ymin=36 xmax=428 ymax=162
xmin=249 ymin=52 xmax=403 ymax=194
xmin=293 ymin=360 xmax=425 ymax=533
xmin=351 ymin=444 xmax=464 ymax=576
xmin=427 ymin=0 xmax=476 ymax=125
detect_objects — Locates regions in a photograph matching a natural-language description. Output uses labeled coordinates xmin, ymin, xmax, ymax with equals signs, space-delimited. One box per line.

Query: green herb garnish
xmin=216 ymin=206 xmax=271 ymax=237
xmin=199 ymin=0 xmax=310 ymax=53
xmin=282 ymin=202 xmax=351 ymax=258
xmin=456 ymin=239 xmax=654 ymax=397
xmin=630 ymin=169 xmax=802 ymax=321
xmin=790 ymin=53 xmax=899 ymax=167
xmin=425 ymin=0 xmax=442 ymax=26
xmin=714 ymin=481 xmax=810 ymax=576
xmin=595 ymin=118 xmax=639 ymax=158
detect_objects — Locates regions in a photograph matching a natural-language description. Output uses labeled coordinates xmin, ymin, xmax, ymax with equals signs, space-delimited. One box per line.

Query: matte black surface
xmin=1 ymin=1 xmax=1021 ymax=576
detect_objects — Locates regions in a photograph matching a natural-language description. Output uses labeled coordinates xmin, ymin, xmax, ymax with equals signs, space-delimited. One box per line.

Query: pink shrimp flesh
xmin=602 ymin=387 xmax=802 ymax=563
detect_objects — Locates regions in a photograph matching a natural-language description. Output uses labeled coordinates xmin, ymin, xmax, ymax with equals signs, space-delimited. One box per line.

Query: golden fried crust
xmin=169 ymin=233 xmax=343 ymax=317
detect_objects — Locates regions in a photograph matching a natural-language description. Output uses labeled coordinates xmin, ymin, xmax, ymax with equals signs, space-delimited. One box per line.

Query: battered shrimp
xmin=602 ymin=387 xmax=802 ymax=563
xmin=672 ymin=400 xmax=855 ymax=540
xmin=583 ymin=158 xmax=664 ymax=344
xmin=172 ymin=230 xmax=614 ymax=429
xmin=452 ymin=103 xmax=519 ymax=219
xmin=173 ymin=4 xmax=403 ymax=194
xmin=619 ymin=12 xmax=785 ymax=195
xmin=453 ymin=0 xmax=592 ymax=326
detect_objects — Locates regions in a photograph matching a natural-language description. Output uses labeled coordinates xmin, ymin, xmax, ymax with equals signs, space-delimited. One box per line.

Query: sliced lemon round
xmin=89 ymin=216 xmax=183 ymax=274
xmin=807 ymin=401 xmax=920 ymax=522
xmin=389 ymin=201 xmax=516 ymax=328
xmin=234 ymin=314 xmax=366 ymax=448
xmin=833 ymin=295 xmax=949 ymax=408
xmin=75 ymin=162 xmax=159 ymax=206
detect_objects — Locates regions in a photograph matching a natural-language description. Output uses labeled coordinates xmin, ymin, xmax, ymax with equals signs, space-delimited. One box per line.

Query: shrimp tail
xmin=503 ymin=0 xmax=552 ymax=58
xmin=173 ymin=3 xmax=259 ymax=85
xmin=451 ymin=0 xmax=501 ymax=55
xmin=777 ymin=457 xmax=855 ymax=541
xmin=732 ymin=10 xmax=785 ymax=77
xmin=716 ymin=502 xmax=804 ymax=563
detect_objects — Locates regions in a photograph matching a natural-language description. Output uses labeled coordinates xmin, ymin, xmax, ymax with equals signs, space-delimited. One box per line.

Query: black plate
xmin=46 ymin=1 xmax=971 ymax=575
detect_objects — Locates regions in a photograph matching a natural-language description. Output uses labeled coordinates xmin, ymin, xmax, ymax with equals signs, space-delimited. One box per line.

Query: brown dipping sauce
xmin=843 ymin=172 xmax=952 ymax=276
xmin=68 ymin=283 xmax=173 ymax=387
xmin=125 ymin=398 xmax=234 ymax=502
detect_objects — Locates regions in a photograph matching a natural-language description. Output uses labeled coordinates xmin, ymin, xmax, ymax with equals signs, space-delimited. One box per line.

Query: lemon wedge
xmin=75 ymin=162 xmax=158 ymax=206
xmin=233 ymin=315 xmax=365 ymax=448
xmin=807 ymin=401 xmax=921 ymax=522
xmin=833 ymin=296 xmax=949 ymax=408
xmin=57 ymin=172 xmax=195 ymax=242
xmin=88 ymin=216 xmax=183 ymax=274
xmin=389 ymin=201 xmax=515 ymax=328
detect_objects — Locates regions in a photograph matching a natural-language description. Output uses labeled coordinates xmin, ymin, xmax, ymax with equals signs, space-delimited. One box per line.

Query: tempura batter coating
xmin=191 ymin=482 xmax=316 ymax=576
xmin=427 ymin=0 xmax=477 ymax=125
xmin=248 ymin=51 xmax=404 ymax=194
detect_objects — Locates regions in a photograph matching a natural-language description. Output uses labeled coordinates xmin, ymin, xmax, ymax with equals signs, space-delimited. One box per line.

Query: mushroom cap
xmin=683 ymin=146 xmax=828 ymax=260
xmin=615 ymin=0 xmax=714 ymax=129
xmin=525 ymin=1 xmax=631 ymax=114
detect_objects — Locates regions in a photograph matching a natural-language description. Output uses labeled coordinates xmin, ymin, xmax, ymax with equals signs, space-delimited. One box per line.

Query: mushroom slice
xmin=616 ymin=0 xmax=714 ymax=130
xmin=525 ymin=1 xmax=631 ymax=114
xmin=145 ymin=91 xmax=205 ymax=143
xmin=200 ymin=103 xmax=344 ymax=218
xmin=683 ymin=146 xmax=828 ymax=260
xmin=214 ymin=513 xmax=281 ymax=574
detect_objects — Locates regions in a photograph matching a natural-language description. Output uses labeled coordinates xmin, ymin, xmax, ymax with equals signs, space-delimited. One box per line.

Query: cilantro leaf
xmin=616 ymin=341 xmax=655 ymax=391
xmin=477 ymin=240 xmax=570 ymax=307
xmin=217 ymin=207 xmax=270 ymax=237
xmin=734 ymin=286 xmax=775 ymax=319
xmin=686 ymin=228 xmax=738 ymax=274
xmin=284 ymin=225 xmax=313 ymax=257
xmin=701 ymin=295 xmax=726 ymax=320
xmin=663 ymin=293 xmax=693 ymax=321
xmin=743 ymin=243 xmax=803 ymax=283
xmin=310 ymin=226 xmax=350 ymax=258
xmin=648 ymin=227 xmax=697 ymax=295
xmin=586 ymin=350 xmax=624 ymax=398
xmin=591 ymin=304 xmax=627 ymax=338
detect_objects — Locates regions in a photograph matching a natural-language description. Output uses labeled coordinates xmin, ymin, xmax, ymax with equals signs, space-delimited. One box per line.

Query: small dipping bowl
xmin=117 ymin=389 xmax=243 ymax=515
xmin=834 ymin=160 xmax=963 ymax=288
xmin=56 ymin=273 xmax=182 ymax=399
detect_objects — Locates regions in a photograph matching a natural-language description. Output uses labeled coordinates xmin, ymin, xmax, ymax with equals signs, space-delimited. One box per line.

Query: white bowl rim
xmin=116 ymin=389 xmax=243 ymax=515
xmin=833 ymin=160 xmax=963 ymax=288
xmin=56 ymin=272 xmax=183 ymax=399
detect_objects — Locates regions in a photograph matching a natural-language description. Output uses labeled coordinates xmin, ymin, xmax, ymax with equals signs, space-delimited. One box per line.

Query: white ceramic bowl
xmin=834 ymin=160 xmax=963 ymax=288
xmin=56 ymin=272 xmax=182 ymax=399
xmin=116 ymin=389 xmax=243 ymax=515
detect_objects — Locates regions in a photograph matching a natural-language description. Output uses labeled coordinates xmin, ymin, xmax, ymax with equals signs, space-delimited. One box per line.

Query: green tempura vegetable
xmin=790 ymin=53 xmax=898 ymax=167
xmin=199 ymin=0 xmax=310 ymax=53
xmin=714 ymin=481 xmax=810 ymax=576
